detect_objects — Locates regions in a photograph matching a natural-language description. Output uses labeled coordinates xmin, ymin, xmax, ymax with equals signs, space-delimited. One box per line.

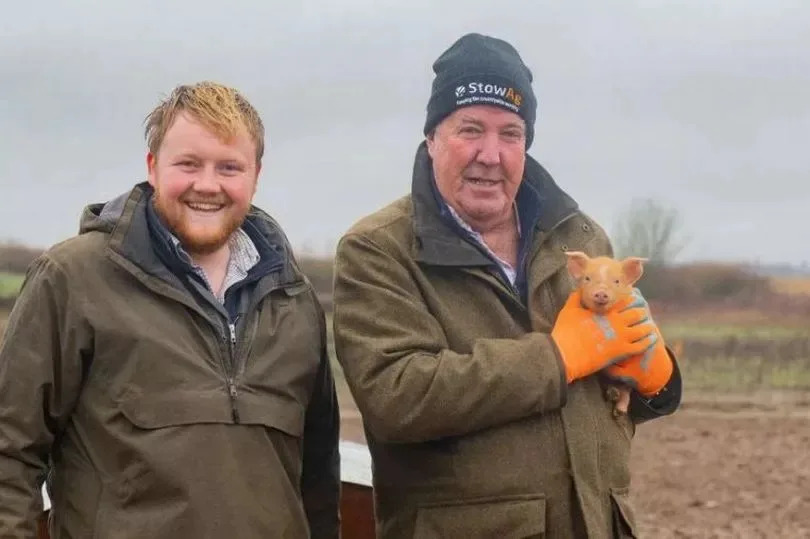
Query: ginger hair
xmin=144 ymin=81 xmax=265 ymax=165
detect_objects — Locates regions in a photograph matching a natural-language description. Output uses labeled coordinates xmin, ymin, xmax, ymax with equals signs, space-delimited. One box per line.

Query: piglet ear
xmin=564 ymin=251 xmax=590 ymax=280
xmin=621 ymin=257 xmax=648 ymax=285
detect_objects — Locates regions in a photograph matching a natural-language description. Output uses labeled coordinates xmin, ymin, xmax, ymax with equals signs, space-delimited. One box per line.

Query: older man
xmin=333 ymin=33 xmax=681 ymax=538
xmin=0 ymin=81 xmax=340 ymax=538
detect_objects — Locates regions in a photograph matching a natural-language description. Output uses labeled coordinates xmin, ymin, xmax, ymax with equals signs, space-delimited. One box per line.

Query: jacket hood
xmin=79 ymin=188 xmax=132 ymax=235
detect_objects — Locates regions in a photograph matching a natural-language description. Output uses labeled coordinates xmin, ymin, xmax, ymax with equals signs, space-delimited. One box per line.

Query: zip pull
xmin=228 ymin=323 xmax=237 ymax=345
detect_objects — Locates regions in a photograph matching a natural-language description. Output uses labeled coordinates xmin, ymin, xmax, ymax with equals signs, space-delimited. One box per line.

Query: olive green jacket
xmin=333 ymin=143 xmax=681 ymax=538
xmin=0 ymin=183 xmax=340 ymax=538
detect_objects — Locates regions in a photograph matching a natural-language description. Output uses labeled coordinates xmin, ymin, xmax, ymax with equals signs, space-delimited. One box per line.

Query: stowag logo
xmin=454 ymin=82 xmax=522 ymax=107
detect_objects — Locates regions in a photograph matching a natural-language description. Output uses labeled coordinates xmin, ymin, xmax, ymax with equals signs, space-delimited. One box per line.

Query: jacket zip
xmin=226 ymin=321 xmax=240 ymax=423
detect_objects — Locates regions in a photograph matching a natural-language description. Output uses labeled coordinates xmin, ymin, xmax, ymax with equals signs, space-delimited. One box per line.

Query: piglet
xmin=564 ymin=251 xmax=647 ymax=417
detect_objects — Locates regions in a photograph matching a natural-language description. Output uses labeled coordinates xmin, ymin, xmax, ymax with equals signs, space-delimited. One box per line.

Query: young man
xmin=332 ymin=33 xmax=681 ymax=538
xmin=0 ymin=81 xmax=340 ymax=538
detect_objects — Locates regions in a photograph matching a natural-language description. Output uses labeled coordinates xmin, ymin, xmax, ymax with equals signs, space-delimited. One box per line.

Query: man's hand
xmin=551 ymin=289 xmax=655 ymax=383
xmin=604 ymin=289 xmax=673 ymax=396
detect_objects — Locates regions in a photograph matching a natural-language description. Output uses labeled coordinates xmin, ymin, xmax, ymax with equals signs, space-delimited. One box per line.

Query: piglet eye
xmin=614 ymin=279 xmax=620 ymax=284
xmin=584 ymin=276 xmax=591 ymax=282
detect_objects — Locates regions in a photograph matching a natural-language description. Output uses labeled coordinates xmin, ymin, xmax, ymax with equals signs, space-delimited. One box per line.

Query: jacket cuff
xmin=629 ymin=346 xmax=682 ymax=423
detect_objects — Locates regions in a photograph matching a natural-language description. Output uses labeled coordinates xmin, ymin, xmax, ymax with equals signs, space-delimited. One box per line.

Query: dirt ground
xmin=338 ymin=390 xmax=810 ymax=538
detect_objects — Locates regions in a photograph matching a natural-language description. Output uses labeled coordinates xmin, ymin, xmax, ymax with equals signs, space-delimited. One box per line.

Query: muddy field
xmin=338 ymin=391 xmax=810 ymax=539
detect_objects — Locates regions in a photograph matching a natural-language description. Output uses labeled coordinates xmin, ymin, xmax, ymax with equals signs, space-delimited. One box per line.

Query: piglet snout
xmin=593 ymin=291 xmax=609 ymax=304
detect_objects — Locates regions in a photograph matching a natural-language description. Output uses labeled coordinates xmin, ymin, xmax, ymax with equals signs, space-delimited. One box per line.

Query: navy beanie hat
xmin=423 ymin=33 xmax=538 ymax=148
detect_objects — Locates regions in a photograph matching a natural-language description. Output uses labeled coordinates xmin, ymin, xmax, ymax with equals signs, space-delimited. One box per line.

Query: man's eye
xmin=220 ymin=163 xmax=243 ymax=173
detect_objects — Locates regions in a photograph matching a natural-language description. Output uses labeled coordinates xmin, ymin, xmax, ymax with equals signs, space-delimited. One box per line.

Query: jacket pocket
xmin=610 ymin=487 xmax=639 ymax=538
xmin=119 ymin=389 xmax=305 ymax=437
xmin=414 ymin=494 xmax=546 ymax=538
xmin=236 ymin=391 xmax=306 ymax=438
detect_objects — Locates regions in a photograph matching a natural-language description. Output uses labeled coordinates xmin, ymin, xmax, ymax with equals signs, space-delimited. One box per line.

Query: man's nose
xmin=192 ymin=165 xmax=221 ymax=193
xmin=475 ymin=133 xmax=501 ymax=167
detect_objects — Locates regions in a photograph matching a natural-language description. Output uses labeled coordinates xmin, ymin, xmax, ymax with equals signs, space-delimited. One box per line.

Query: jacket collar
xmin=410 ymin=141 xmax=579 ymax=266
xmin=81 ymin=182 xmax=296 ymax=288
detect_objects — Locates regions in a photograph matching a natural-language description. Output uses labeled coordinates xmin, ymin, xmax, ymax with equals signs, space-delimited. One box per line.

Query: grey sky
xmin=1 ymin=1 xmax=808 ymax=265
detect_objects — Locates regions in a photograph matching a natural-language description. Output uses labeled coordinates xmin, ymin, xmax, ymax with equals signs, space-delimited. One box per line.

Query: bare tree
xmin=611 ymin=198 xmax=689 ymax=266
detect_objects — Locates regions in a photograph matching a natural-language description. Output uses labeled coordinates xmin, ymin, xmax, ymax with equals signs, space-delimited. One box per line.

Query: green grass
xmin=678 ymin=355 xmax=810 ymax=390
xmin=654 ymin=319 xmax=810 ymax=390
xmin=0 ymin=310 xmax=8 ymax=342
xmin=661 ymin=322 xmax=808 ymax=341
xmin=0 ymin=272 xmax=23 ymax=299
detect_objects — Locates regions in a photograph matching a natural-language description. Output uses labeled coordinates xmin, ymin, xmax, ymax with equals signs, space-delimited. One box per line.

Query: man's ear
xmin=564 ymin=251 xmax=590 ymax=280
xmin=251 ymin=163 xmax=262 ymax=196
xmin=621 ymin=257 xmax=648 ymax=285
xmin=146 ymin=153 xmax=157 ymax=187
xmin=426 ymin=130 xmax=436 ymax=158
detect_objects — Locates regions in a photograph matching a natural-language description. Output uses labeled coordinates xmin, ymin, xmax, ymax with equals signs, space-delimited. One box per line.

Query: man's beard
xmin=152 ymin=185 xmax=248 ymax=256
